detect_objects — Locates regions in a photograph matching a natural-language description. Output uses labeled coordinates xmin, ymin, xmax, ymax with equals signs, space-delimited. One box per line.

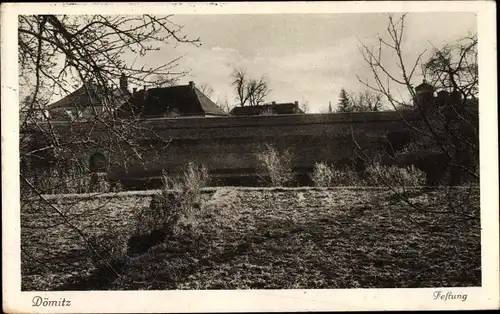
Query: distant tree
xmin=231 ymin=68 xmax=271 ymax=106
xmin=350 ymin=90 xmax=385 ymax=112
xmin=217 ymin=94 xmax=233 ymax=113
xmin=336 ymin=88 xmax=352 ymax=113
xmin=198 ymin=83 xmax=214 ymax=99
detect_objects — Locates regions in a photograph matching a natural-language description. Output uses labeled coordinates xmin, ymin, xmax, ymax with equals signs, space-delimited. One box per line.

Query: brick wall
xmin=27 ymin=111 xmax=422 ymax=183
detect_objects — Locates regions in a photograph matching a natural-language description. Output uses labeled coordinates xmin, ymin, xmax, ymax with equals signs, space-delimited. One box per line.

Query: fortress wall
xmin=92 ymin=112 xmax=419 ymax=180
xmin=24 ymin=103 xmax=479 ymax=186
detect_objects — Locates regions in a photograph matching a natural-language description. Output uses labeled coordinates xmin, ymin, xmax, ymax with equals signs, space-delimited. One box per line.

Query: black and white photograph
xmin=2 ymin=1 xmax=498 ymax=312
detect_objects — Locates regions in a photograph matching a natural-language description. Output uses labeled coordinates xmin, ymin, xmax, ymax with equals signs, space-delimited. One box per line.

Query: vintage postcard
xmin=2 ymin=1 xmax=498 ymax=312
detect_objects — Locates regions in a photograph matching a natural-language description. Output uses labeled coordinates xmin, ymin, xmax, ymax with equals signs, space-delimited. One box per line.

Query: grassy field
xmin=21 ymin=187 xmax=480 ymax=290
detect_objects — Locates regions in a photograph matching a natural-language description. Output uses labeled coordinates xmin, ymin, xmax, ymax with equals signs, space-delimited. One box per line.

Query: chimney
xmin=189 ymin=81 xmax=195 ymax=89
xmin=119 ymin=73 xmax=128 ymax=92
xmin=294 ymin=101 xmax=299 ymax=106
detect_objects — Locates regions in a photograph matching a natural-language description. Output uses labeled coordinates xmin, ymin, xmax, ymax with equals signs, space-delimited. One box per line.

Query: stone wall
xmin=113 ymin=112 xmax=419 ymax=181
xmin=25 ymin=111 xmax=423 ymax=186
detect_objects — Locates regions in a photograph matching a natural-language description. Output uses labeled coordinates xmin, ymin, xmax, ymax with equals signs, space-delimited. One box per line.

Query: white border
xmin=2 ymin=2 xmax=498 ymax=312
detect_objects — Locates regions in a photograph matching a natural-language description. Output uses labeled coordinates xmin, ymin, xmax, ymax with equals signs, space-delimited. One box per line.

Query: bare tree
xmin=18 ymin=14 xmax=199 ymax=289
xmin=198 ymin=83 xmax=214 ymax=99
xmin=349 ymin=90 xmax=384 ymax=112
xmin=355 ymin=13 xmax=479 ymax=222
xmin=337 ymin=89 xmax=384 ymax=112
xmin=423 ymin=35 xmax=478 ymax=100
xmin=357 ymin=13 xmax=478 ymax=182
xmin=231 ymin=68 xmax=271 ymax=106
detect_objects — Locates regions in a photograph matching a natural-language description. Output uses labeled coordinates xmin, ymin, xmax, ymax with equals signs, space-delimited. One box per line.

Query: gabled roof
xmin=116 ymin=83 xmax=228 ymax=118
xmin=194 ymin=88 xmax=228 ymax=116
xmin=48 ymin=83 xmax=131 ymax=110
xmin=230 ymin=102 xmax=303 ymax=116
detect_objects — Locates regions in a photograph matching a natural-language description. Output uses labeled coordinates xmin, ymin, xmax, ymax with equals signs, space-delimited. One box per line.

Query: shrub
xmin=310 ymin=162 xmax=360 ymax=187
xmin=311 ymin=162 xmax=334 ymax=187
xmin=132 ymin=162 xmax=210 ymax=241
xmin=363 ymin=162 xmax=426 ymax=187
xmin=257 ymin=144 xmax=294 ymax=186
xmin=22 ymin=166 xmax=113 ymax=195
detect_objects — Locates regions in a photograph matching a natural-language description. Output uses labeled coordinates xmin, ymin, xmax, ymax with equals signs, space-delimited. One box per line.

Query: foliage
xmin=311 ymin=161 xmax=424 ymax=187
xmin=311 ymin=162 xmax=358 ymax=186
xmin=311 ymin=162 xmax=334 ymax=187
xmin=21 ymin=164 xmax=113 ymax=195
xmin=257 ymin=145 xmax=294 ymax=186
xmin=363 ymin=162 xmax=427 ymax=188
xmin=132 ymin=162 xmax=210 ymax=239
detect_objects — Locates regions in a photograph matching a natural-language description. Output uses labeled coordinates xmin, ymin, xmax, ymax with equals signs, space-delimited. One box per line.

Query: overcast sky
xmin=129 ymin=12 xmax=476 ymax=112
xmin=45 ymin=12 xmax=476 ymax=113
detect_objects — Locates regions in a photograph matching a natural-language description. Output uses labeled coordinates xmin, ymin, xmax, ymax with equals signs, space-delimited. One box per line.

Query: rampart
xmin=26 ymin=111 xmax=423 ymax=186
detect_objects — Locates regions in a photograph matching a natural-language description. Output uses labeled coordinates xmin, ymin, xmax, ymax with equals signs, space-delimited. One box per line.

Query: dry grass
xmin=363 ymin=162 xmax=427 ymax=187
xmin=21 ymin=186 xmax=480 ymax=290
xmin=310 ymin=161 xmax=426 ymax=187
xmin=22 ymin=167 xmax=114 ymax=195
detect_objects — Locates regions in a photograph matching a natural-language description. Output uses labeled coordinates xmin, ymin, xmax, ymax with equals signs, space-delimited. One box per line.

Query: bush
xmin=132 ymin=162 xmax=210 ymax=240
xmin=22 ymin=165 xmax=113 ymax=195
xmin=310 ymin=162 xmax=360 ymax=187
xmin=363 ymin=162 xmax=426 ymax=187
xmin=257 ymin=144 xmax=294 ymax=186
xmin=311 ymin=162 xmax=334 ymax=187
xmin=310 ymin=161 xmax=426 ymax=187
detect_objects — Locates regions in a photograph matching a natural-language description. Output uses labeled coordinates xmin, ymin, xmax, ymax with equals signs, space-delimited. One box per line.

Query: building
xmin=116 ymin=81 xmax=228 ymax=118
xmin=47 ymin=73 xmax=131 ymax=121
xmin=229 ymin=101 xmax=304 ymax=116
xmin=413 ymin=79 xmax=478 ymax=111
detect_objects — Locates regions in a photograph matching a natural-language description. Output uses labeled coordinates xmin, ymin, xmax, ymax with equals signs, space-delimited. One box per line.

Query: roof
xmin=48 ymin=83 xmax=131 ymax=110
xmin=116 ymin=84 xmax=228 ymax=118
xmin=230 ymin=102 xmax=303 ymax=116
xmin=415 ymin=80 xmax=435 ymax=92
